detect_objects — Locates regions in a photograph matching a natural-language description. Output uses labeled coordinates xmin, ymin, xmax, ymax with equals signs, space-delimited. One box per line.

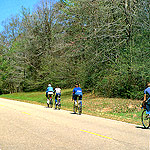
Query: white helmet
xmin=48 ymin=84 xmax=51 ymax=87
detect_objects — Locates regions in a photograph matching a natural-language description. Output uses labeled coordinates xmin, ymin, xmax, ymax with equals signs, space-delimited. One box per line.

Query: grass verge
xmin=0 ymin=89 xmax=143 ymax=125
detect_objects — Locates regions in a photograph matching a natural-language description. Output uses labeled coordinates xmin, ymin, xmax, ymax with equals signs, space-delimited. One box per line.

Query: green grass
xmin=0 ymin=89 xmax=143 ymax=125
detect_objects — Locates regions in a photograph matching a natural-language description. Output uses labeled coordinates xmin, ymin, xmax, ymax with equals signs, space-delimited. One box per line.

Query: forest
xmin=0 ymin=0 xmax=149 ymax=99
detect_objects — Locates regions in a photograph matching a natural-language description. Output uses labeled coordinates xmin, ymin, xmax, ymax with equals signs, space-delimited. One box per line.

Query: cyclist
xmin=143 ymin=82 xmax=150 ymax=118
xmin=54 ymin=86 xmax=61 ymax=107
xmin=46 ymin=84 xmax=54 ymax=98
xmin=72 ymin=83 xmax=83 ymax=108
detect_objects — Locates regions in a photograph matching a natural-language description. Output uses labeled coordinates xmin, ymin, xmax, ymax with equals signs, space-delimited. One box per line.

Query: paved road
xmin=0 ymin=98 xmax=149 ymax=150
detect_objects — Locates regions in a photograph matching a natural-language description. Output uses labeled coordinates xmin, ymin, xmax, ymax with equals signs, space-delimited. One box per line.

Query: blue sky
xmin=0 ymin=0 xmax=58 ymax=32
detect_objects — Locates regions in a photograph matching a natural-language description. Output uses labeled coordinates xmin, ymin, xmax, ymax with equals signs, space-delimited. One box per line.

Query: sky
xmin=0 ymin=0 xmax=58 ymax=32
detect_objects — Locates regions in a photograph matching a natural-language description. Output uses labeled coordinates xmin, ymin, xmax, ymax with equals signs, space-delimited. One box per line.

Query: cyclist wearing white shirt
xmin=54 ymin=86 xmax=61 ymax=105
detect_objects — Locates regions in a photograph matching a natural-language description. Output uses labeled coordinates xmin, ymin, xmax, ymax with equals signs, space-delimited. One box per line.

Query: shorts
xmin=74 ymin=94 xmax=82 ymax=100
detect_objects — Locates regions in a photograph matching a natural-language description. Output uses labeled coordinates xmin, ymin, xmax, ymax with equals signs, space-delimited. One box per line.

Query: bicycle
xmin=55 ymin=94 xmax=61 ymax=110
xmin=141 ymin=102 xmax=150 ymax=129
xmin=73 ymin=97 xmax=82 ymax=115
xmin=47 ymin=92 xmax=53 ymax=108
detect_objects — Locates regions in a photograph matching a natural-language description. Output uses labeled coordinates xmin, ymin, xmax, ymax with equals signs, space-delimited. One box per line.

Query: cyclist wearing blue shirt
xmin=46 ymin=84 xmax=54 ymax=98
xmin=143 ymin=82 xmax=150 ymax=117
xmin=72 ymin=83 xmax=83 ymax=106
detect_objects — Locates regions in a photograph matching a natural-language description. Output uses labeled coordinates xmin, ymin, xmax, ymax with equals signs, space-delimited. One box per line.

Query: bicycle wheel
xmin=78 ymin=103 xmax=82 ymax=115
xmin=58 ymin=98 xmax=61 ymax=110
xmin=58 ymin=103 xmax=61 ymax=110
xmin=141 ymin=109 xmax=150 ymax=129
xmin=50 ymin=99 xmax=53 ymax=108
xmin=55 ymin=103 xmax=57 ymax=109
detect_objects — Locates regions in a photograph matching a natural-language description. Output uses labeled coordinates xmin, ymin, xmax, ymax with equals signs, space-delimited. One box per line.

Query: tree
xmin=0 ymin=0 xmax=149 ymax=99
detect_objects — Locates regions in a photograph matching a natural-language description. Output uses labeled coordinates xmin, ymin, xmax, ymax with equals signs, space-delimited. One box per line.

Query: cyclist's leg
xmin=146 ymin=104 xmax=150 ymax=115
xmin=46 ymin=92 xmax=48 ymax=98
xmin=55 ymin=94 xmax=58 ymax=104
xmin=79 ymin=95 xmax=82 ymax=106
xmin=58 ymin=96 xmax=61 ymax=104
xmin=46 ymin=93 xmax=49 ymax=100
xmin=47 ymin=93 xmax=49 ymax=100
xmin=58 ymin=93 xmax=61 ymax=101
xmin=47 ymin=94 xmax=50 ymax=107
xmin=73 ymin=95 xmax=77 ymax=113
xmin=74 ymin=95 xmax=77 ymax=105
xmin=78 ymin=95 xmax=82 ymax=115
xmin=146 ymin=98 xmax=150 ymax=115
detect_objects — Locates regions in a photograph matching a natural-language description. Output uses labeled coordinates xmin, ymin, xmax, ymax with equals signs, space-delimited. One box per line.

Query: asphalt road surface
xmin=0 ymin=98 xmax=150 ymax=150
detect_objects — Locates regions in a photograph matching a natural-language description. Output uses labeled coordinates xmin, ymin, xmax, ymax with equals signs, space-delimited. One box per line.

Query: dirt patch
xmin=128 ymin=104 xmax=134 ymax=109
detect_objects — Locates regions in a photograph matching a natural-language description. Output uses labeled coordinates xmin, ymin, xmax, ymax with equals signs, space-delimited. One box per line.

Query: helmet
xmin=147 ymin=82 xmax=150 ymax=87
xmin=75 ymin=82 xmax=79 ymax=87
xmin=48 ymin=84 xmax=51 ymax=87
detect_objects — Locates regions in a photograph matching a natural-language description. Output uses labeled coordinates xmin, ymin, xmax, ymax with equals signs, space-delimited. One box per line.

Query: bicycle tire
xmin=58 ymin=104 xmax=61 ymax=110
xmin=141 ymin=109 xmax=150 ymax=129
xmin=73 ymin=102 xmax=77 ymax=114
xmin=78 ymin=103 xmax=82 ymax=115
xmin=55 ymin=101 xmax=58 ymax=109
xmin=50 ymin=99 xmax=53 ymax=108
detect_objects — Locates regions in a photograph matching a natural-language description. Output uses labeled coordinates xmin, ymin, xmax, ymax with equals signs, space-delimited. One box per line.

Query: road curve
xmin=0 ymin=98 xmax=149 ymax=150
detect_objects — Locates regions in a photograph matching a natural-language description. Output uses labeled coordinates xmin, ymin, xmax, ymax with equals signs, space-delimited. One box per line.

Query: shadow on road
xmin=44 ymin=106 xmax=51 ymax=108
xmin=135 ymin=126 xmax=150 ymax=130
xmin=70 ymin=112 xmax=82 ymax=116
xmin=70 ymin=112 xmax=77 ymax=115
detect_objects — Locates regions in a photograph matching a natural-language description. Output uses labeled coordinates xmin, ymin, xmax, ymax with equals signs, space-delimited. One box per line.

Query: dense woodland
xmin=0 ymin=0 xmax=149 ymax=99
